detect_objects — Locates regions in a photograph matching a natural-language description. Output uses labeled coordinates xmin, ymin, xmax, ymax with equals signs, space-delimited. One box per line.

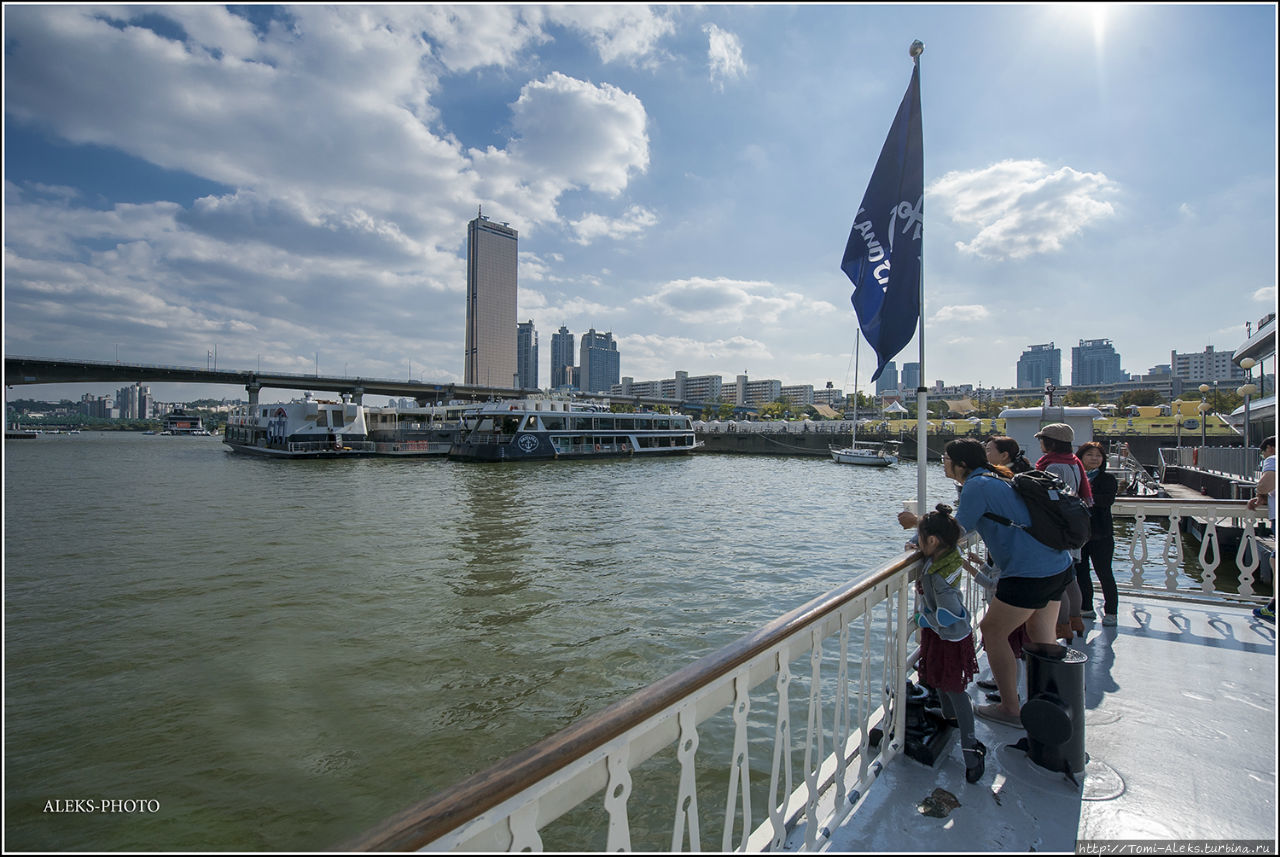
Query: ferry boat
xmin=363 ymin=402 xmax=470 ymax=456
xmin=161 ymin=409 xmax=212 ymax=436
xmin=222 ymin=393 xmax=373 ymax=458
xmin=448 ymin=399 xmax=702 ymax=462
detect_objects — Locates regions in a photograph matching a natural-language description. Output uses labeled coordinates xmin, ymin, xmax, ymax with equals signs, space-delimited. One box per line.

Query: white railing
xmin=346 ymin=499 xmax=1272 ymax=852
xmin=1158 ymin=446 xmax=1261 ymax=481
xmin=1113 ymin=498 xmax=1271 ymax=599
xmin=345 ymin=538 xmax=991 ymax=853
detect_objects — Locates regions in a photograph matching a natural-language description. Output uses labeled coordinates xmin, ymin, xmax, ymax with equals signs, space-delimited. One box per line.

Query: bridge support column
xmin=247 ymin=382 xmax=261 ymax=409
xmin=351 ymin=387 xmax=364 ymax=405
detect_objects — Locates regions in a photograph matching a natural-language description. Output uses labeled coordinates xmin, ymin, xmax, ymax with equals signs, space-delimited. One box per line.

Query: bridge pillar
xmin=351 ymin=387 xmax=363 ymax=405
xmin=247 ymin=382 xmax=261 ymax=409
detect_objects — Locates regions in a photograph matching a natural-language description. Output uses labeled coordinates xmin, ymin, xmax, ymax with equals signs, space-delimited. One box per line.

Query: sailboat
xmin=829 ymin=332 xmax=898 ymax=467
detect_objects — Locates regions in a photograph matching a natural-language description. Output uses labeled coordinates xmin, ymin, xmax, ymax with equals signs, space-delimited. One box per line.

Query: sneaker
xmin=1080 ymin=609 xmax=1097 ymax=619
xmin=1102 ymin=614 xmax=1118 ymax=627
xmin=1254 ymin=606 xmax=1276 ymax=624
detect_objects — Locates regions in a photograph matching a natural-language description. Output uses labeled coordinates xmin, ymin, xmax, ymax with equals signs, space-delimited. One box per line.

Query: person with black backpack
xmin=941 ymin=439 xmax=1076 ymax=729
xmin=1033 ymin=424 xmax=1093 ymax=643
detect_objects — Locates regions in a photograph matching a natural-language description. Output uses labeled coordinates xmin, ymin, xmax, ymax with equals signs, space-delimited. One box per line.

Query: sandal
xmin=963 ymin=740 xmax=987 ymax=783
xmin=1056 ymin=622 xmax=1073 ymax=643
xmin=1070 ymin=616 xmax=1085 ymax=634
xmin=975 ymin=703 xmax=1022 ymax=728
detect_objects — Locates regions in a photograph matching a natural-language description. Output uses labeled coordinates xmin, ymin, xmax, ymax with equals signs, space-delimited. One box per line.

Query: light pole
xmin=1198 ymin=383 xmax=1211 ymax=448
xmin=1238 ymin=357 xmax=1258 ymax=449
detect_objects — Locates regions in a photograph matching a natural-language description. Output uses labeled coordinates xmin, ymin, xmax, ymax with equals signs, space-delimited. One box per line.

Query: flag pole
xmin=910 ymin=39 xmax=927 ymax=517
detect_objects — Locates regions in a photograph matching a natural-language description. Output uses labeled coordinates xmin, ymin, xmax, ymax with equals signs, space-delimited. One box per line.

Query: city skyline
xmin=3 ymin=5 xmax=1276 ymax=403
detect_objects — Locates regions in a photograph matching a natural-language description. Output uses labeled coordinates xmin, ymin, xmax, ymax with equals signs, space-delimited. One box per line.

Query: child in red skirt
xmin=914 ymin=504 xmax=986 ymax=783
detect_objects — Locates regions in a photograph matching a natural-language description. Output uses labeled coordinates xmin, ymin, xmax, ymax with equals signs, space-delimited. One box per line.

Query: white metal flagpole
xmin=910 ymin=39 xmax=927 ymax=516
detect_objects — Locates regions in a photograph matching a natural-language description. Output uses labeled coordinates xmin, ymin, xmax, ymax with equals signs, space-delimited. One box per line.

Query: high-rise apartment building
xmin=516 ymin=320 xmax=538 ymax=389
xmin=1170 ymin=346 xmax=1245 ymax=385
xmin=1017 ymin=342 xmax=1061 ymax=389
xmin=550 ymin=326 xmax=575 ymax=389
xmin=901 ymin=362 xmax=921 ymax=391
xmin=579 ymin=328 xmax=620 ymax=393
xmin=875 ymin=361 xmax=899 ymax=394
xmin=464 ymin=211 xmax=518 ymax=387
xmin=1071 ymin=339 xmax=1126 ymax=387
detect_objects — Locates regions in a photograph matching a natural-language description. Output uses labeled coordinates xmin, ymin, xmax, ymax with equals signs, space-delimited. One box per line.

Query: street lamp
xmin=1238 ymin=357 xmax=1258 ymax=448
xmin=1198 ymin=383 xmax=1211 ymax=447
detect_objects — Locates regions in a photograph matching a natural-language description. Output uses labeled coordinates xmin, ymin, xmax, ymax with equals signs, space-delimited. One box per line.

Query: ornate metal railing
xmin=344 ymin=537 xmax=995 ymax=853
xmin=1158 ymin=446 xmax=1262 ymax=482
xmin=1112 ymin=498 xmax=1271 ymax=599
xmin=345 ymin=499 xmax=1270 ymax=853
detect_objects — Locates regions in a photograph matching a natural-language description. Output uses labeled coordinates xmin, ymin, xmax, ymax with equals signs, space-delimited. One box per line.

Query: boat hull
xmin=222 ymin=439 xmax=374 ymax=459
xmin=450 ymin=432 xmax=702 ymax=462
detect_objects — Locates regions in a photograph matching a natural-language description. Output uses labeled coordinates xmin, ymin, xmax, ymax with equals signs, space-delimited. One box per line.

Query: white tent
xmin=882 ymin=401 xmax=909 ymax=414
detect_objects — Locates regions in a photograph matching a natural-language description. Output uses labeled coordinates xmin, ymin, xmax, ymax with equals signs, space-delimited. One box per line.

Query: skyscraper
xmin=875 ymin=361 xmax=899 ymax=394
xmin=901 ymin=362 xmax=921 ymax=391
xmin=516 ymin=320 xmax=538 ymax=389
xmin=579 ymin=328 xmax=620 ymax=393
xmin=1071 ymin=339 xmax=1126 ymax=387
xmin=550 ymin=325 xmax=575 ymax=389
xmin=1017 ymin=342 xmax=1061 ymax=389
xmin=464 ymin=210 xmax=518 ymax=387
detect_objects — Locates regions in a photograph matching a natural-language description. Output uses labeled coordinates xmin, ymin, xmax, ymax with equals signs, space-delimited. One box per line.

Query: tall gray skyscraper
xmin=464 ymin=210 xmax=518 ymax=387
xmin=901 ymin=362 xmax=921 ymax=391
xmin=579 ymin=328 xmax=620 ymax=393
xmin=875 ymin=361 xmax=899 ymax=394
xmin=550 ymin=325 xmax=575 ymax=389
xmin=1017 ymin=342 xmax=1061 ymax=389
xmin=1072 ymin=339 xmax=1126 ymax=387
xmin=516 ymin=320 xmax=538 ymax=389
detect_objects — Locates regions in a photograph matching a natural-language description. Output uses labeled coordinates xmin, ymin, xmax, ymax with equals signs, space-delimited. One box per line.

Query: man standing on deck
xmin=1247 ymin=435 xmax=1275 ymax=624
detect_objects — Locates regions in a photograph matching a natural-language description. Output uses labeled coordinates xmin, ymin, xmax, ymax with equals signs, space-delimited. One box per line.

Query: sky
xmin=3 ymin=3 xmax=1277 ymax=405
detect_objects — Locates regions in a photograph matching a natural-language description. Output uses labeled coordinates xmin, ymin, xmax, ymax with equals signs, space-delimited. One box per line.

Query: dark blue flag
xmin=841 ymin=62 xmax=923 ymax=382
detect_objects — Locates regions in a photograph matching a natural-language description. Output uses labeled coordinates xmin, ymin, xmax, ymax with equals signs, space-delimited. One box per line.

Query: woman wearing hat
xmin=1034 ymin=423 xmax=1093 ymax=642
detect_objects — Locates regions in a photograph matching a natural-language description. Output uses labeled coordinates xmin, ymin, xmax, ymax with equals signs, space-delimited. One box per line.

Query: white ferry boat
xmin=448 ymin=399 xmax=702 ymax=462
xmin=160 ymin=409 xmax=212 ymax=436
xmin=223 ymin=393 xmax=373 ymax=458
xmin=363 ymin=402 xmax=470 ymax=456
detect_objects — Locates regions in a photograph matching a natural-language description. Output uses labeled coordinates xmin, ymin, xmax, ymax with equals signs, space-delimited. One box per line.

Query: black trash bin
xmin=1020 ymin=642 xmax=1087 ymax=774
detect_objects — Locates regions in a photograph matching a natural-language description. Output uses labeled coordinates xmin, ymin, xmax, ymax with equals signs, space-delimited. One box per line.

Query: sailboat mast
xmin=853 ymin=333 xmax=860 ymax=442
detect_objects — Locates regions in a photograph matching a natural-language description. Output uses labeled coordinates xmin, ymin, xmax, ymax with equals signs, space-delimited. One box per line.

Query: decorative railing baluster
xmin=508 ymin=803 xmax=542 ymax=852
xmin=1162 ymin=512 xmax=1183 ymax=592
xmin=766 ymin=646 xmax=792 ymax=851
xmin=857 ymin=608 xmax=872 ymax=785
xmin=605 ymin=748 xmax=633 ymax=852
xmin=1200 ymin=520 xmax=1221 ymax=594
xmin=801 ymin=628 xmax=824 ymax=851
xmin=722 ymin=670 xmax=752 ymax=853
xmin=672 ymin=704 xmax=700 ymax=853
xmin=832 ymin=610 xmax=852 ymax=809
xmin=1235 ymin=521 xmax=1260 ymax=597
xmin=1129 ymin=513 xmax=1149 ymax=589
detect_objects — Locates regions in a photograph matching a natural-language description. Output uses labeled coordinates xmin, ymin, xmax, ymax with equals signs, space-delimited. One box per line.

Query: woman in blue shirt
xmin=944 ymin=439 xmax=1075 ymax=727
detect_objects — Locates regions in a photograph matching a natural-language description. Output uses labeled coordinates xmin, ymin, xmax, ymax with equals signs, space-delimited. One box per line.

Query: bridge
xmin=2 ymin=355 xmax=693 ymax=411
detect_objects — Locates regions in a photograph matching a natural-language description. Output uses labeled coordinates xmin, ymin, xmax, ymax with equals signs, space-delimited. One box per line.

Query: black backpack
xmin=981 ymin=470 xmax=1092 ymax=551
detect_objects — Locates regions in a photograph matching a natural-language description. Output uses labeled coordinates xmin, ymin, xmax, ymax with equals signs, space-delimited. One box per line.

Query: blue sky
xmin=3 ymin=4 xmax=1276 ymax=404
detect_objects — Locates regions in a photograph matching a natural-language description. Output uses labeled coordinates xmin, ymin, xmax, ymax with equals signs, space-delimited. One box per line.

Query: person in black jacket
xmin=1076 ymin=441 xmax=1119 ymax=625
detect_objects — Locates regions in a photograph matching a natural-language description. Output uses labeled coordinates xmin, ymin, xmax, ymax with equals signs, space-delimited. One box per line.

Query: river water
xmin=1 ymin=433 xmax=1247 ymax=851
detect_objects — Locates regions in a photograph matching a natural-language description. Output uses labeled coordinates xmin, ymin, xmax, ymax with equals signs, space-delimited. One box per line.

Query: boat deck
xmin=801 ymin=593 xmax=1277 ymax=852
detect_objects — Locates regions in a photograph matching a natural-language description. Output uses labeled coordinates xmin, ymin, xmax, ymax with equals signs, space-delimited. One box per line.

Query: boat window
xmin=571 ymin=417 xmax=592 ymax=431
xmin=655 ymin=419 xmax=670 ymax=430
xmin=475 ymin=417 xmax=495 ymax=432
xmin=542 ymin=416 xmax=566 ymax=430
xmin=500 ymin=416 xmax=520 ymax=434
xmin=596 ymin=417 xmax=614 ymax=430
xmin=316 ymin=411 xmax=329 ymax=427
xmin=523 ymin=415 xmax=539 ymax=430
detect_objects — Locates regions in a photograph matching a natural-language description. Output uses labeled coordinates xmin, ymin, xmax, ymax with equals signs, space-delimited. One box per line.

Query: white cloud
xmin=932 ymin=304 xmax=991 ymax=323
xmin=619 ymin=333 xmax=772 ymax=379
xmin=636 ymin=277 xmax=834 ymax=325
xmin=548 ymin=6 xmax=675 ymax=65
xmin=1254 ymin=286 xmax=1277 ymax=304
xmin=704 ymin=24 xmax=747 ymax=90
xmin=928 ymin=159 xmax=1117 ymax=260
xmin=569 ymin=206 xmax=658 ymax=245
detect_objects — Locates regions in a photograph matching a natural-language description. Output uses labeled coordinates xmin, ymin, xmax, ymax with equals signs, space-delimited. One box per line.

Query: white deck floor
xmin=800 ymin=594 xmax=1277 ymax=852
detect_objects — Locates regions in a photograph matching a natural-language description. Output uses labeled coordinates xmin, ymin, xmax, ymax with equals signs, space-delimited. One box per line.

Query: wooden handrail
xmin=338 ymin=552 xmax=922 ymax=851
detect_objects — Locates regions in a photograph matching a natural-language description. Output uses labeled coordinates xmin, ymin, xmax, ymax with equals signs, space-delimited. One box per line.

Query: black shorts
xmin=996 ymin=566 xmax=1075 ymax=610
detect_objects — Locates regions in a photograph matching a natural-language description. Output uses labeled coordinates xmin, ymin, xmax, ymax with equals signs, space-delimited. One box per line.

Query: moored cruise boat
xmin=362 ymin=402 xmax=470 ymax=456
xmin=223 ymin=393 xmax=373 ymax=458
xmin=448 ymin=399 xmax=702 ymax=462
xmin=161 ymin=409 xmax=212 ymax=436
